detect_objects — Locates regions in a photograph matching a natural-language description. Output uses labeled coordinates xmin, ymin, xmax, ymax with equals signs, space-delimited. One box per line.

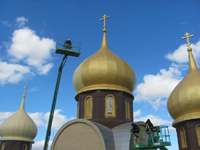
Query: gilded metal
xmin=0 ymin=89 xmax=37 ymax=142
xmin=73 ymin=17 xmax=135 ymax=95
xmin=180 ymin=127 xmax=187 ymax=148
xmin=105 ymin=94 xmax=116 ymax=118
xmin=84 ymin=96 xmax=93 ymax=119
xmin=182 ymin=32 xmax=194 ymax=50
xmin=168 ymin=33 xmax=200 ymax=124
xmin=196 ymin=125 xmax=200 ymax=146
xmin=100 ymin=14 xmax=110 ymax=32
xmin=125 ymin=100 xmax=131 ymax=120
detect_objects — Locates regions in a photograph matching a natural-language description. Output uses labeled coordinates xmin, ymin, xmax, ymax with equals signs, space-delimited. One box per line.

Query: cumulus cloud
xmin=135 ymin=39 xmax=200 ymax=110
xmin=0 ymin=112 xmax=13 ymax=124
xmin=0 ymin=17 xmax=56 ymax=85
xmin=8 ymin=27 xmax=55 ymax=75
xmin=43 ymin=109 xmax=74 ymax=130
xmin=135 ymin=65 xmax=181 ymax=109
xmin=0 ymin=61 xmax=30 ymax=84
xmin=16 ymin=16 xmax=28 ymax=27
xmin=166 ymin=42 xmax=200 ymax=64
xmin=32 ymin=140 xmax=52 ymax=150
xmin=31 ymin=109 xmax=73 ymax=129
xmin=134 ymin=109 xmax=170 ymax=126
xmin=32 ymin=140 xmax=44 ymax=150
xmin=0 ymin=109 xmax=73 ymax=130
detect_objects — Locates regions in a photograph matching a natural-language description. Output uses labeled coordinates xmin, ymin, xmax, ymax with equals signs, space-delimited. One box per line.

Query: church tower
xmin=0 ymin=88 xmax=37 ymax=150
xmin=73 ymin=15 xmax=135 ymax=128
xmin=168 ymin=33 xmax=200 ymax=150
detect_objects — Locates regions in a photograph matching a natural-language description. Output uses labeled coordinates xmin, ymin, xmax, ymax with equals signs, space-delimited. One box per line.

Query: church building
xmin=168 ymin=32 xmax=200 ymax=150
xmin=1 ymin=15 xmax=200 ymax=150
xmin=51 ymin=15 xmax=135 ymax=150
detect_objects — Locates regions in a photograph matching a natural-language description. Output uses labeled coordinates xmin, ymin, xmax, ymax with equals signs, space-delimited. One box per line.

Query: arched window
xmin=180 ymin=127 xmax=187 ymax=148
xmin=196 ymin=124 xmax=200 ymax=146
xmin=1 ymin=143 xmax=5 ymax=150
xmin=84 ymin=96 xmax=93 ymax=119
xmin=77 ymin=102 xmax=79 ymax=118
xmin=23 ymin=144 xmax=27 ymax=150
xmin=125 ymin=100 xmax=131 ymax=120
xmin=105 ymin=94 xmax=116 ymax=117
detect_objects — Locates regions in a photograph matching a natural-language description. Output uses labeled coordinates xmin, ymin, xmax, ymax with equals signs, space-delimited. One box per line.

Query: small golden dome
xmin=73 ymin=19 xmax=135 ymax=95
xmin=0 ymin=94 xmax=37 ymax=142
xmin=168 ymin=33 xmax=200 ymax=124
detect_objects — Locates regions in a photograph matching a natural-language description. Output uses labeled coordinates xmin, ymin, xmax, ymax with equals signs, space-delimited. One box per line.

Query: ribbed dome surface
xmin=73 ymin=32 xmax=135 ymax=95
xmin=0 ymin=100 xmax=37 ymax=142
xmin=168 ymin=46 xmax=200 ymax=124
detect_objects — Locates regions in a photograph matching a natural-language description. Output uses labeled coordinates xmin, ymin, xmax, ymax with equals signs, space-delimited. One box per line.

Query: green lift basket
xmin=130 ymin=122 xmax=171 ymax=150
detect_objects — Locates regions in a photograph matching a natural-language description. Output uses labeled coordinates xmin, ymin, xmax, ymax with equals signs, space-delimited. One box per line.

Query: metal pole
xmin=43 ymin=55 xmax=67 ymax=150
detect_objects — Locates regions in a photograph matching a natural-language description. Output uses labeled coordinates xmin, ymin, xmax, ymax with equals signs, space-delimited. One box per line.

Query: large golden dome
xmin=73 ymin=24 xmax=135 ymax=95
xmin=168 ymin=33 xmax=200 ymax=124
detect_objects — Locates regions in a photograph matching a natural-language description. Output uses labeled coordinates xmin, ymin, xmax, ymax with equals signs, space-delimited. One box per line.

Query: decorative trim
xmin=1 ymin=143 xmax=5 ymax=150
xmin=125 ymin=100 xmax=131 ymax=120
xmin=105 ymin=94 xmax=116 ymax=118
xmin=180 ymin=127 xmax=187 ymax=148
xmin=196 ymin=124 xmax=200 ymax=147
xmin=84 ymin=96 xmax=93 ymax=119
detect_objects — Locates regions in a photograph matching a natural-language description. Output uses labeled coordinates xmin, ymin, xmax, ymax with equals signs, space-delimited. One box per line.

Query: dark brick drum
xmin=75 ymin=89 xmax=134 ymax=128
xmin=0 ymin=141 xmax=32 ymax=150
xmin=174 ymin=119 xmax=200 ymax=150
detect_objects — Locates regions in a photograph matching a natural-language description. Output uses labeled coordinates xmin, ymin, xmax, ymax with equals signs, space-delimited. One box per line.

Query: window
xmin=84 ymin=96 xmax=93 ymax=119
xmin=23 ymin=144 xmax=27 ymax=150
xmin=196 ymin=125 xmax=200 ymax=146
xmin=77 ymin=102 xmax=79 ymax=118
xmin=105 ymin=94 xmax=116 ymax=117
xmin=125 ymin=100 xmax=131 ymax=120
xmin=180 ymin=127 xmax=187 ymax=148
xmin=1 ymin=143 xmax=5 ymax=150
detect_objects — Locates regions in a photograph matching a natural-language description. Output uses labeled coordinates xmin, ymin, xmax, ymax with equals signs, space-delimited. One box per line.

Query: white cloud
xmin=0 ymin=17 xmax=56 ymax=84
xmin=0 ymin=109 xmax=73 ymax=130
xmin=134 ymin=109 xmax=170 ymax=126
xmin=29 ymin=112 xmax=44 ymax=127
xmin=166 ymin=41 xmax=200 ymax=64
xmin=8 ymin=27 xmax=56 ymax=75
xmin=135 ymin=65 xmax=181 ymax=109
xmin=0 ymin=112 xmax=13 ymax=124
xmin=136 ymin=39 xmax=200 ymax=110
xmin=32 ymin=140 xmax=52 ymax=150
xmin=30 ymin=109 xmax=73 ymax=130
xmin=44 ymin=109 xmax=74 ymax=130
xmin=0 ymin=61 xmax=30 ymax=84
xmin=16 ymin=16 xmax=28 ymax=27
xmin=32 ymin=140 xmax=44 ymax=150
xmin=134 ymin=109 xmax=142 ymax=119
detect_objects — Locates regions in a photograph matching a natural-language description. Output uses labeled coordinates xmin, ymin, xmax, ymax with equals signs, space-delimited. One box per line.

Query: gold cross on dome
xmin=100 ymin=14 xmax=110 ymax=32
xmin=182 ymin=32 xmax=194 ymax=49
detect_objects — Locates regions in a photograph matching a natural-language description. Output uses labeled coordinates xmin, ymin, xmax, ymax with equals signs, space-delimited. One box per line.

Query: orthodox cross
xmin=100 ymin=14 xmax=110 ymax=32
xmin=20 ymin=85 xmax=28 ymax=110
xmin=182 ymin=32 xmax=194 ymax=50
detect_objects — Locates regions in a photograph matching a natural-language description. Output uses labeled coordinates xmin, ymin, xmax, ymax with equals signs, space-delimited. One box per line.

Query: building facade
xmin=51 ymin=15 xmax=135 ymax=150
xmin=168 ymin=32 xmax=200 ymax=150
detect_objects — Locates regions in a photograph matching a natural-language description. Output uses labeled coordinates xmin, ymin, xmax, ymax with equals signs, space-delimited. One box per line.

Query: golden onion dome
xmin=0 ymin=92 xmax=37 ymax=142
xmin=168 ymin=32 xmax=200 ymax=124
xmin=73 ymin=16 xmax=135 ymax=95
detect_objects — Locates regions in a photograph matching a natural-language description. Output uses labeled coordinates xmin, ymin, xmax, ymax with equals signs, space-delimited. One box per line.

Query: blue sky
xmin=1 ymin=0 xmax=200 ymax=149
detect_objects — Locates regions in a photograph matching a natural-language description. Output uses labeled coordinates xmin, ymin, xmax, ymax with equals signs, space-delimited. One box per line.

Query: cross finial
xmin=100 ymin=14 xmax=110 ymax=32
xmin=20 ymin=84 xmax=28 ymax=110
xmin=182 ymin=32 xmax=194 ymax=50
